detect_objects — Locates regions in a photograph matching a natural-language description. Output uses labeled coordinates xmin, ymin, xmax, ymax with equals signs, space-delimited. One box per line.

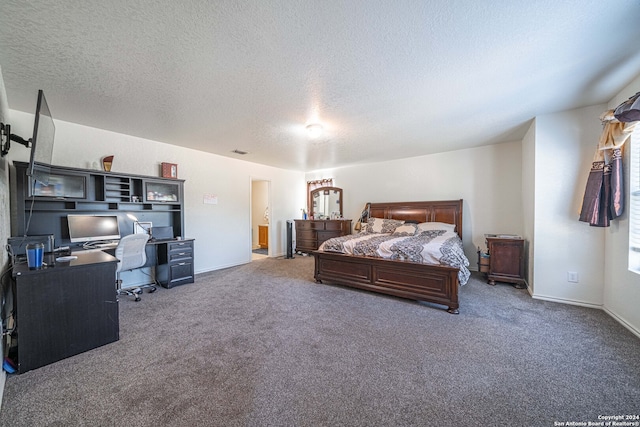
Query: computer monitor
xmin=67 ymin=214 xmax=121 ymax=243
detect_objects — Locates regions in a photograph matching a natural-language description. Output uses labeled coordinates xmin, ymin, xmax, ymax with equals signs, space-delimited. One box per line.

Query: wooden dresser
xmin=295 ymin=219 xmax=352 ymax=252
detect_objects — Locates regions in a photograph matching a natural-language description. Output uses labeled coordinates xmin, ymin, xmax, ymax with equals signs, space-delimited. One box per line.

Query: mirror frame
xmin=309 ymin=186 xmax=343 ymax=220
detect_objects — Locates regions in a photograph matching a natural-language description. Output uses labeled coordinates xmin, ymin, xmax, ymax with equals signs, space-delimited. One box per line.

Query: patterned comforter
xmin=318 ymin=230 xmax=471 ymax=285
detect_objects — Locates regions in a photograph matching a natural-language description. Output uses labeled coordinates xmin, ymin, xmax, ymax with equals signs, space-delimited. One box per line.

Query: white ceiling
xmin=1 ymin=1 xmax=640 ymax=171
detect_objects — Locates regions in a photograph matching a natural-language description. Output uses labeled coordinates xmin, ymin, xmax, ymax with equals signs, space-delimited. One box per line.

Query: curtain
xmin=579 ymin=110 xmax=637 ymax=227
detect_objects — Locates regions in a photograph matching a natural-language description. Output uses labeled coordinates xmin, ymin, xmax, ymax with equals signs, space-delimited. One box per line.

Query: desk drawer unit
xmin=157 ymin=239 xmax=195 ymax=288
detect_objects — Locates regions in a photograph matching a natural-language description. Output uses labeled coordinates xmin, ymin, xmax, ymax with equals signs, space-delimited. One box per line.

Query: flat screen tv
xmin=27 ymin=90 xmax=55 ymax=185
xmin=67 ymin=214 xmax=121 ymax=243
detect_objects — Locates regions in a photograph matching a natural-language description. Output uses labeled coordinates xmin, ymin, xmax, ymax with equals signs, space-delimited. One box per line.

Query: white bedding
xmin=318 ymin=229 xmax=471 ymax=285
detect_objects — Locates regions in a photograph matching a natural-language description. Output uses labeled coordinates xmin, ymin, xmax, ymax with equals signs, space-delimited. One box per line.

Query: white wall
xmin=6 ymin=83 xmax=640 ymax=338
xmin=306 ymin=141 xmax=524 ymax=263
xmin=6 ymin=111 xmax=306 ymax=271
xmin=521 ymin=119 xmax=536 ymax=291
xmin=518 ymin=76 xmax=640 ymax=337
xmin=531 ymin=104 xmax=608 ymax=307
xmin=603 ymin=75 xmax=640 ymax=334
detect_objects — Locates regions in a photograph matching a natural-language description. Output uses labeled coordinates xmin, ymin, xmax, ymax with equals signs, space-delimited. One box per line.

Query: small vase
xmin=102 ymin=155 xmax=114 ymax=172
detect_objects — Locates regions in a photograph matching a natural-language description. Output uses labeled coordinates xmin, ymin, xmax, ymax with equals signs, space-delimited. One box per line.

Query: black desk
xmin=12 ymin=251 xmax=119 ymax=374
xmin=150 ymin=238 xmax=195 ymax=288
xmin=72 ymin=238 xmax=195 ymax=289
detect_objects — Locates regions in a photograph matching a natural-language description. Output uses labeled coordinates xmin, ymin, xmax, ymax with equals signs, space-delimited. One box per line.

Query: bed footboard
xmin=312 ymin=251 xmax=460 ymax=314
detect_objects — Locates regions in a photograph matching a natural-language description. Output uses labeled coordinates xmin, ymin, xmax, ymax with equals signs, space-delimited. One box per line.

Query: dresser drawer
xmin=296 ymin=239 xmax=317 ymax=252
xmin=294 ymin=219 xmax=351 ymax=252
xmin=318 ymin=231 xmax=344 ymax=244
xmin=297 ymin=230 xmax=316 ymax=240
xmin=324 ymin=221 xmax=344 ymax=231
xmin=295 ymin=220 xmax=313 ymax=230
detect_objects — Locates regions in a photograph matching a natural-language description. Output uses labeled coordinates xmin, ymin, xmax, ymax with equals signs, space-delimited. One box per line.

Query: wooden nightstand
xmin=483 ymin=234 xmax=526 ymax=289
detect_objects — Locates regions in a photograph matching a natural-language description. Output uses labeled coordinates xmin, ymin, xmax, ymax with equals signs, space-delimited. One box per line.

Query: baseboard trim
xmin=602 ymin=307 xmax=640 ymax=339
xmin=195 ymin=261 xmax=248 ymax=275
xmin=532 ymin=293 xmax=640 ymax=338
xmin=532 ymin=293 xmax=603 ymax=310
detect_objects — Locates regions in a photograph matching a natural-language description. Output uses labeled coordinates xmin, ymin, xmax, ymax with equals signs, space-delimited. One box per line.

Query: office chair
xmin=115 ymin=233 xmax=156 ymax=302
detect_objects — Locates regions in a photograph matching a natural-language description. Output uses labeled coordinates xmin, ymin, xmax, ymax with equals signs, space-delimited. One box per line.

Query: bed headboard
xmin=367 ymin=199 xmax=463 ymax=240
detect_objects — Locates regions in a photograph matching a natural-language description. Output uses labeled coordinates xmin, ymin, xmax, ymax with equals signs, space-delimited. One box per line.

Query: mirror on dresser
xmin=310 ymin=186 xmax=343 ymax=219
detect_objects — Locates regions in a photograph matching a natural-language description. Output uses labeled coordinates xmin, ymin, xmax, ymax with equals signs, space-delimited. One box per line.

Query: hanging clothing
xmin=579 ymin=110 xmax=637 ymax=227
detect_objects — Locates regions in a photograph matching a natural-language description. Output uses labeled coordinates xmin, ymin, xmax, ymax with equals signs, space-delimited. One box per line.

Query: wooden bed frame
xmin=312 ymin=200 xmax=463 ymax=314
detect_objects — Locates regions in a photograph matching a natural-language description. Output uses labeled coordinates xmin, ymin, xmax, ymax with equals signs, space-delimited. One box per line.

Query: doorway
xmin=251 ymin=179 xmax=270 ymax=260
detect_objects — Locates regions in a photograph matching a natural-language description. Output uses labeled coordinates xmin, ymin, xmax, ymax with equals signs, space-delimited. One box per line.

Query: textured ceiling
xmin=1 ymin=1 xmax=640 ymax=171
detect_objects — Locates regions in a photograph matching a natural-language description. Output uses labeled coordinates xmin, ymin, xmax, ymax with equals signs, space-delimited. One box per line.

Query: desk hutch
xmin=10 ymin=161 xmax=194 ymax=288
xmin=9 ymin=162 xmax=196 ymax=373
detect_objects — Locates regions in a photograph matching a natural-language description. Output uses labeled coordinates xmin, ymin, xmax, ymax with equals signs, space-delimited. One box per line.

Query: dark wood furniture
xmin=484 ymin=234 xmax=526 ymax=288
xmin=156 ymin=239 xmax=195 ymax=288
xmin=295 ymin=219 xmax=352 ymax=252
xmin=309 ymin=186 xmax=343 ymax=219
xmin=11 ymin=251 xmax=119 ymax=374
xmin=11 ymin=161 xmax=186 ymax=248
xmin=312 ymin=200 xmax=464 ymax=314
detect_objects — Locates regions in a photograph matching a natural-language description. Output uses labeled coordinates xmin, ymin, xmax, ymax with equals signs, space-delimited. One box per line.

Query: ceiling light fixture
xmin=306 ymin=123 xmax=323 ymax=139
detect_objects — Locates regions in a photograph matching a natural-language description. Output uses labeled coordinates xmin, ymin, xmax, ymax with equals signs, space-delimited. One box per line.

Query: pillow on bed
xmin=417 ymin=221 xmax=456 ymax=233
xmin=392 ymin=223 xmax=419 ymax=236
xmin=365 ymin=217 xmax=405 ymax=233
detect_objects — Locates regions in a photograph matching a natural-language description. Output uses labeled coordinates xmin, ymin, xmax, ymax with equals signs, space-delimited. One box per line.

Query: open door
xmin=251 ymin=179 xmax=270 ymax=260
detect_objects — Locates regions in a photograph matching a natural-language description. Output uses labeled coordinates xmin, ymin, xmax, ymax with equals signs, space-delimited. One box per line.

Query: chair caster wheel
xmin=135 ymin=296 xmax=141 ymax=302
xmin=148 ymin=287 xmax=157 ymax=294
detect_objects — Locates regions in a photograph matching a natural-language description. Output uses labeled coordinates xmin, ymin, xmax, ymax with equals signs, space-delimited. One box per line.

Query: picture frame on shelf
xmin=161 ymin=162 xmax=178 ymax=179
xmin=134 ymin=221 xmax=152 ymax=235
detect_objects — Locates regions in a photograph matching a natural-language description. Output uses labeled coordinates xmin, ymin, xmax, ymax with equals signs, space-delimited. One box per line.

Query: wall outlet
xmin=567 ymin=271 xmax=579 ymax=283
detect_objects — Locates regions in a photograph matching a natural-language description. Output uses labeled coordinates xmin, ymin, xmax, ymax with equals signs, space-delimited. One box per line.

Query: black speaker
xmin=286 ymin=220 xmax=294 ymax=259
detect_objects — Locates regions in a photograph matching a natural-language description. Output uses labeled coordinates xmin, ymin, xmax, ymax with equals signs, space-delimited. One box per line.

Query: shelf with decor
xmin=144 ymin=180 xmax=181 ymax=203
xmin=11 ymin=161 xmax=186 ymax=245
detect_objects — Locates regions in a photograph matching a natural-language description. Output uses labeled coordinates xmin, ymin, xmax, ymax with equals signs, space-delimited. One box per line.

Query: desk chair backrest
xmin=115 ymin=234 xmax=150 ymax=273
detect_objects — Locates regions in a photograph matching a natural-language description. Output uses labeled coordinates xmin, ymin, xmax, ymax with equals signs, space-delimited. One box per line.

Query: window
xmin=628 ymin=125 xmax=640 ymax=273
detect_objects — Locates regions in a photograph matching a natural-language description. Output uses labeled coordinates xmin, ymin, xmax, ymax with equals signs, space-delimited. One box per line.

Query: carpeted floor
xmin=1 ymin=256 xmax=639 ymax=426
